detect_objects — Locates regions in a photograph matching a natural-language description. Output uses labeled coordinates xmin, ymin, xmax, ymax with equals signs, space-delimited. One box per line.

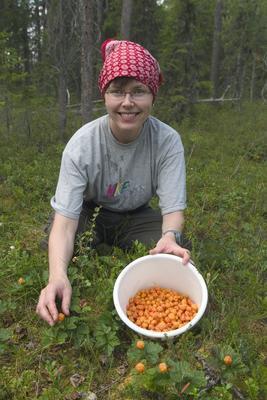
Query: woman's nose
xmin=122 ymin=93 xmax=134 ymax=105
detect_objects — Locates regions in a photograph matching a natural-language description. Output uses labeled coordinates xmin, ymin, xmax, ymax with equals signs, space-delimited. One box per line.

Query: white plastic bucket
xmin=113 ymin=254 xmax=208 ymax=339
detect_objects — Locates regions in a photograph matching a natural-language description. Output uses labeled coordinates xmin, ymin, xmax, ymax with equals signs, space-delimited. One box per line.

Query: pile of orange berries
xmin=126 ymin=286 xmax=198 ymax=332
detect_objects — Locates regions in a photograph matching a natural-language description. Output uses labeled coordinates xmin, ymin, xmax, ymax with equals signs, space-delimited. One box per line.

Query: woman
xmin=36 ymin=39 xmax=191 ymax=326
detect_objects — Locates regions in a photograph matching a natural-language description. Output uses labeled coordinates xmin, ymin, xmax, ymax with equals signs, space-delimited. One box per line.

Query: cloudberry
xmin=223 ymin=355 xmax=233 ymax=365
xmin=57 ymin=313 xmax=65 ymax=322
xmin=135 ymin=362 xmax=145 ymax=373
xmin=158 ymin=362 xmax=168 ymax=373
xmin=136 ymin=340 xmax=145 ymax=349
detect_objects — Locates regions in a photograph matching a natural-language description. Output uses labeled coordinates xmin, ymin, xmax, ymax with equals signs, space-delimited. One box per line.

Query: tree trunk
xmin=22 ymin=10 xmax=31 ymax=74
xmin=96 ymin=0 xmax=104 ymax=44
xmin=235 ymin=41 xmax=247 ymax=101
xmin=210 ymin=0 xmax=223 ymax=99
xmin=58 ymin=0 xmax=67 ymax=141
xmin=42 ymin=0 xmax=49 ymax=30
xmin=120 ymin=0 xmax=133 ymax=40
xmin=81 ymin=0 xmax=94 ymax=123
xmin=34 ymin=0 xmax=42 ymax=62
xmin=250 ymin=53 xmax=256 ymax=102
xmin=58 ymin=72 xmax=67 ymax=142
xmin=5 ymin=96 xmax=11 ymax=135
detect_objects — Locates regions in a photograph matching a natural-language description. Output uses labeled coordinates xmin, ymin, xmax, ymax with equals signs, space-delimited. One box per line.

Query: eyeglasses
xmin=106 ymin=88 xmax=152 ymax=100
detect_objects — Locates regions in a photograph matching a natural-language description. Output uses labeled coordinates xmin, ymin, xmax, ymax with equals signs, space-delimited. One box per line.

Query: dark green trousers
xmin=77 ymin=201 xmax=162 ymax=249
xmin=77 ymin=201 xmax=191 ymax=251
xmin=41 ymin=201 xmax=191 ymax=251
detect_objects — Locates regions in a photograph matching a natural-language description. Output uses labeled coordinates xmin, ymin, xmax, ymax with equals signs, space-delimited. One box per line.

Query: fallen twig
xmin=195 ymin=353 xmax=245 ymax=399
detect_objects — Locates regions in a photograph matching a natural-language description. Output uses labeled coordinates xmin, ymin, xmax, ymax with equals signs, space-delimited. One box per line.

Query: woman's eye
xmin=133 ymin=89 xmax=145 ymax=95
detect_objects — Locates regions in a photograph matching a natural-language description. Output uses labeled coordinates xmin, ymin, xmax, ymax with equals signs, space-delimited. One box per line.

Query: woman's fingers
xmin=182 ymin=249 xmax=191 ymax=265
xmin=149 ymin=238 xmax=191 ymax=265
xmin=36 ymin=279 xmax=72 ymax=325
xmin=36 ymin=286 xmax=57 ymax=325
xmin=61 ymin=285 xmax=72 ymax=316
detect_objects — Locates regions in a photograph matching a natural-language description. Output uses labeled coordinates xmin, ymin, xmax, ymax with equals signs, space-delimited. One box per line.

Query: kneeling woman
xmin=36 ymin=39 xmax=191 ymax=326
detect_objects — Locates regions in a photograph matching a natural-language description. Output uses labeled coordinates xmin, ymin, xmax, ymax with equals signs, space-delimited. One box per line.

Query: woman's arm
xmin=161 ymin=210 xmax=184 ymax=233
xmin=149 ymin=211 xmax=191 ymax=264
xmin=36 ymin=213 xmax=78 ymax=325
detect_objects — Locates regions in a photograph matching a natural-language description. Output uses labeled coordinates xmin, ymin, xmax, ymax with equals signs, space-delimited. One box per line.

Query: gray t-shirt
xmin=51 ymin=114 xmax=186 ymax=219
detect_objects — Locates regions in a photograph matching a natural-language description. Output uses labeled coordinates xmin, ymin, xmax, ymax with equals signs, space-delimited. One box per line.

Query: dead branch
xmin=195 ymin=85 xmax=240 ymax=103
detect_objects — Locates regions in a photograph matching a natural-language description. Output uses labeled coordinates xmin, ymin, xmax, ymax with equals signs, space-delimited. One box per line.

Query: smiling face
xmin=104 ymin=78 xmax=153 ymax=144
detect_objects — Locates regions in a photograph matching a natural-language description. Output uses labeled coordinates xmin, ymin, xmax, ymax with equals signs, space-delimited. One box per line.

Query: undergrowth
xmin=0 ymin=102 xmax=266 ymax=399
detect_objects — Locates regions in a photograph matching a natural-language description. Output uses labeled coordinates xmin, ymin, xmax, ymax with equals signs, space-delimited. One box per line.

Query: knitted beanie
xmin=98 ymin=39 xmax=163 ymax=96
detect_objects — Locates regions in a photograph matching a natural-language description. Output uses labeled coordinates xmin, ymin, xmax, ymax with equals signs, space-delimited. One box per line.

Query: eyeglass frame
xmin=105 ymin=88 xmax=152 ymax=101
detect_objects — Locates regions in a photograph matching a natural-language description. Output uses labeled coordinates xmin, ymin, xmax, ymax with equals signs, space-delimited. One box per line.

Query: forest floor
xmin=0 ymin=103 xmax=266 ymax=399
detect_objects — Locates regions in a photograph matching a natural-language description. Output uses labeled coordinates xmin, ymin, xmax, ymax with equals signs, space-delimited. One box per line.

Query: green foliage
xmin=221 ymin=0 xmax=267 ymax=98
xmin=1 ymin=0 xmax=267 ymax=142
xmin=0 ymin=32 xmax=25 ymax=80
xmin=0 ymin=104 xmax=266 ymax=398
xmin=131 ymin=0 xmax=162 ymax=55
xmin=157 ymin=0 xmax=215 ymax=114
xmin=128 ymin=341 xmax=163 ymax=365
xmin=209 ymin=344 xmax=248 ymax=381
xmin=94 ymin=311 xmax=120 ymax=356
xmin=245 ymin=377 xmax=260 ymax=400
xmin=102 ymin=0 xmax=122 ymax=39
xmin=76 ymin=206 xmax=102 ymax=254
xmin=0 ymin=328 xmax=12 ymax=353
xmin=205 ymin=384 xmax=233 ymax=400
xmin=124 ymin=340 xmax=206 ymax=398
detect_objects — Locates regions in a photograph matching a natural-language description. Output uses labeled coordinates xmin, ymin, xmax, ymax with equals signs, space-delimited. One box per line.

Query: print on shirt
xmin=106 ymin=181 xmax=130 ymax=198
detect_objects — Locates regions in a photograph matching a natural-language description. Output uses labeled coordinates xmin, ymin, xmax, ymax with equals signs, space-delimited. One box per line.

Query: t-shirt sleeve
xmin=51 ymin=149 xmax=88 ymax=219
xmin=156 ymin=135 xmax=186 ymax=215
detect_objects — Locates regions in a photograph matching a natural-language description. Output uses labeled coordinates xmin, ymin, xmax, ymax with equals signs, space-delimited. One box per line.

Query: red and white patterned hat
xmin=98 ymin=39 xmax=163 ymax=96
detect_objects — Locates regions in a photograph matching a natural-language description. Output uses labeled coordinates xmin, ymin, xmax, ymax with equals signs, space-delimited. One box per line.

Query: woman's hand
xmin=149 ymin=235 xmax=191 ymax=265
xmin=36 ymin=274 xmax=72 ymax=326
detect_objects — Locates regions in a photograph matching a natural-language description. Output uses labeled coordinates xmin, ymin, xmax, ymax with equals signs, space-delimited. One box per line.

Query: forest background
xmin=0 ymin=1 xmax=266 ymax=400
xmin=1 ymin=0 xmax=267 ymax=139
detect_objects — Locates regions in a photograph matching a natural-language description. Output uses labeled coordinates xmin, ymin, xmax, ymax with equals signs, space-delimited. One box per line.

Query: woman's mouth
xmin=118 ymin=112 xmax=140 ymax=122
